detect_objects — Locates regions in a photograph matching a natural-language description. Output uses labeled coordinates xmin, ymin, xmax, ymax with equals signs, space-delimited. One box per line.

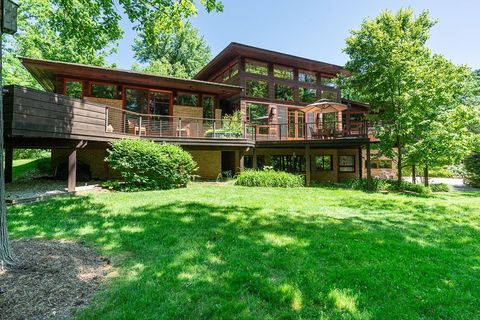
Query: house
xmin=3 ymin=43 xmax=396 ymax=190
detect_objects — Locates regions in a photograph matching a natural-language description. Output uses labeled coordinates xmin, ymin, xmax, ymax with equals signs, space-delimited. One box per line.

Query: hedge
xmin=235 ymin=169 xmax=304 ymax=187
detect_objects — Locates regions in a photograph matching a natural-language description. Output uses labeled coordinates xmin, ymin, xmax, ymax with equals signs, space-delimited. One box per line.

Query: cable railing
xmin=105 ymin=107 xmax=371 ymax=141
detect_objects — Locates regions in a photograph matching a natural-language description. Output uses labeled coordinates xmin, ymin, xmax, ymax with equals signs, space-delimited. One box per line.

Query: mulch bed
xmin=0 ymin=239 xmax=112 ymax=319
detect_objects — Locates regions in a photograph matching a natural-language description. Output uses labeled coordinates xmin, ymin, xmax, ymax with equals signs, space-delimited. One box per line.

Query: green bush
xmin=13 ymin=149 xmax=50 ymax=160
xmin=430 ymin=183 xmax=451 ymax=192
xmin=462 ymin=153 xmax=480 ymax=188
xmin=235 ymin=169 xmax=304 ymax=188
xmin=345 ymin=178 xmax=431 ymax=195
xmin=106 ymin=139 xmax=197 ymax=190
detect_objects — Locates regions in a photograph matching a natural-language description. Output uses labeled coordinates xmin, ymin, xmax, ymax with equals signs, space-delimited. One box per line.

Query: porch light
xmin=1 ymin=0 xmax=18 ymax=35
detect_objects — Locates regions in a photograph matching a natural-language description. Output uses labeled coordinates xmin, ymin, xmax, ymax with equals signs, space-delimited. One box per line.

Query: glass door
xmin=149 ymin=90 xmax=172 ymax=135
xmin=288 ymin=109 xmax=305 ymax=140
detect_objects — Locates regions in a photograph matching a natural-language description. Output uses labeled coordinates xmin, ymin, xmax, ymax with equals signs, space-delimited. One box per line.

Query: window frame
xmin=177 ymin=92 xmax=200 ymax=107
xmin=299 ymin=87 xmax=317 ymax=103
xmin=298 ymin=70 xmax=317 ymax=83
xmin=89 ymin=81 xmax=118 ymax=99
xmin=338 ymin=155 xmax=356 ymax=173
xmin=273 ymin=65 xmax=294 ymax=80
xmin=274 ymin=83 xmax=295 ymax=101
xmin=245 ymin=59 xmax=269 ymax=76
xmin=245 ymin=78 xmax=269 ymax=98
xmin=63 ymin=78 xmax=84 ymax=99
xmin=202 ymin=95 xmax=216 ymax=119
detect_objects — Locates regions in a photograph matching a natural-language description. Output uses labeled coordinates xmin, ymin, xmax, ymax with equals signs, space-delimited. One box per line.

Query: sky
xmin=107 ymin=0 xmax=480 ymax=71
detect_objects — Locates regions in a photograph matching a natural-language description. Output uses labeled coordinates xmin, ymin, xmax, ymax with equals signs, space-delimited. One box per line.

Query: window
xmin=299 ymin=71 xmax=316 ymax=83
xmin=274 ymin=84 xmax=294 ymax=101
xmin=379 ymin=160 xmax=393 ymax=169
xmin=246 ymin=79 xmax=269 ymax=98
xmin=90 ymin=83 xmax=117 ymax=99
xmin=321 ymin=76 xmax=337 ymax=88
xmin=274 ymin=65 xmax=294 ymax=80
xmin=177 ymin=93 xmax=198 ymax=107
xmin=245 ymin=59 xmax=268 ymax=75
xmin=230 ymin=63 xmax=239 ymax=77
xmin=203 ymin=96 xmax=215 ymax=119
xmin=125 ymin=88 xmax=148 ymax=114
xmin=244 ymin=155 xmax=265 ymax=169
xmin=65 ymin=80 xmax=83 ymax=99
xmin=366 ymin=160 xmax=379 ymax=169
xmin=338 ymin=155 xmax=355 ymax=172
xmin=247 ymin=103 xmax=269 ymax=124
xmin=315 ymin=155 xmax=333 ymax=171
xmin=299 ymin=87 xmax=317 ymax=103
xmin=271 ymin=155 xmax=306 ymax=173
xmin=321 ymin=90 xmax=338 ymax=101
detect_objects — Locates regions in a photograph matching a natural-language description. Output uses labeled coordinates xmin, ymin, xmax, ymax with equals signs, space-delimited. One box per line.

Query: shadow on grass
xmin=8 ymin=193 xmax=480 ymax=319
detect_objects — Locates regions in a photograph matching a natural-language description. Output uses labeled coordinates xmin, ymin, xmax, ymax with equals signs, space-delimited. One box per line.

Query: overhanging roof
xmin=195 ymin=42 xmax=350 ymax=80
xmin=19 ymin=57 xmax=243 ymax=98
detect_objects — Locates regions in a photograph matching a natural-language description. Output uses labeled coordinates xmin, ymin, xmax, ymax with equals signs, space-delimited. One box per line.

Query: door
xmin=149 ymin=90 xmax=172 ymax=135
xmin=288 ymin=109 xmax=305 ymax=140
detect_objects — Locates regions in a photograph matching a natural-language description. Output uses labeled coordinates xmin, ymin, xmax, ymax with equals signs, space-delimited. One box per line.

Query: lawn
xmin=12 ymin=158 xmax=50 ymax=180
xmin=8 ymin=184 xmax=480 ymax=319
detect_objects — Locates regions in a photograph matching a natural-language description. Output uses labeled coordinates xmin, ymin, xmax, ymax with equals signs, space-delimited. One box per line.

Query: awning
xmin=301 ymin=99 xmax=348 ymax=113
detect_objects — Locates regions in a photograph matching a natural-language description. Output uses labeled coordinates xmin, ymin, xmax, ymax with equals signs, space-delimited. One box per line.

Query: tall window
xmin=203 ymin=96 xmax=215 ymax=119
xmin=274 ymin=84 xmax=294 ymax=101
xmin=299 ymin=88 xmax=317 ymax=103
xmin=90 ymin=83 xmax=117 ymax=99
xmin=177 ymin=93 xmax=198 ymax=107
xmin=246 ymin=80 xmax=268 ymax=98
xmin=315 ymin=155 xmax=333 ymax=171
xmin=274 ymin=65 xmax=294 ymax=80
xmin=65 ymin=80 xmax=83 ymax=99
xmin=125 ymin=88 xmax=148 ymax=114
xmin=245 ymin=59 xmax=268 ymax=75
xmin=338 ymin=155 xmax=355 ymax=172
xmin=298 ymin=71 xmax=316 ymax=83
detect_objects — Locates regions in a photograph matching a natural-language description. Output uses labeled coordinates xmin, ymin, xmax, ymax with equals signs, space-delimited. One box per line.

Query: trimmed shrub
xmin=462 ymin=153 xmax=480 ymax=188
xmin=345 ymin=178 xmax=431 ymax=195
xmin=235 ymin=169 xmax=304 ymax=187
xmin=430 ymin=183 xmax=451 ymax=192
xmin=106 ymin=139 xmax=197 ymax=190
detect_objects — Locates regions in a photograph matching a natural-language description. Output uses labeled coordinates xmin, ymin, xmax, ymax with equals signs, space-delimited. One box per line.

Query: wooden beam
xmin=305 ymin=145 xmax=311 ymax=186
xmin=366 ymin=142 xmax=372 ymax=191
xmin=5 ymin=148 xmax=13 ymax=183
xmin=68 ymin=149 xmax=77 ymax=193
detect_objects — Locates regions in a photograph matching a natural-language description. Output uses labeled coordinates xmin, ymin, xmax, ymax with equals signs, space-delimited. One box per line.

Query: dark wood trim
xmin=5 ymin=148 xmax=13 ymax=183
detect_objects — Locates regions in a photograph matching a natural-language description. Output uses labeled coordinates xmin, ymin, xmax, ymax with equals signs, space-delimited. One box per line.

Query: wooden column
xmin=366 ymin=142 xmax=372 ymax=190
xmin=5 ymin=148 xmax=13 ymax=183
xmin=68 ymin=149 xmax=77 ymax=193
xmin=305 ymin=145 xmax=311 ymax=186
xmin=337 ymin=111 xmax=343 ymax=133
xmin=358 ymin=146 xmax=363 ymax=179
xmin=252 ymin=148 xmax=257 ymax=170
xmin=239 ymin=149 xmax=245 ymax=173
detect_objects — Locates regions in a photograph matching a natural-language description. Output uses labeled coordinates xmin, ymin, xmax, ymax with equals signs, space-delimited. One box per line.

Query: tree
xmin=1 ymin=0 xmax=223 ymax=268
xmin=342 ymin=8 xmax=477 ymax=185
xmin=133 ymin=22 xmax=212 ymax=78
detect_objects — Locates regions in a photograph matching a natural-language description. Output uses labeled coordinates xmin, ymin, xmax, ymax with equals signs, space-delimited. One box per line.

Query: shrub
xmin=462 ymin=153 xmax=480 ymax=188
xmin=430 ymin=183 xmax=451 ymax=192
xmin=345 ymin=178 xmax=431 ymax=195
xmin=235 ymin=169 xmax=304 ymax=187
xmin=106 ymin=139 xmax=197 ymax=190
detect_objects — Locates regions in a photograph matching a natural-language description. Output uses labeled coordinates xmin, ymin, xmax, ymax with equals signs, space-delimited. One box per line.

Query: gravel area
xmin=0 ymin=239 xmax=112 ymax=320
xmin=6 ymin=179 xmax=103 ymax=202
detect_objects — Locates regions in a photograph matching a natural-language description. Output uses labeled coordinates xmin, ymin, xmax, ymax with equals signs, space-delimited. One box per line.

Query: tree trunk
xmin=412 ymin=165 xmax=416 ymax=184
xmin=424 ymin=165 xmax=429 ymax=187
xmin=397 ymin=137 xmax=402 ymax=188
xmin=0 ymin=38 xmax=15 ymax=268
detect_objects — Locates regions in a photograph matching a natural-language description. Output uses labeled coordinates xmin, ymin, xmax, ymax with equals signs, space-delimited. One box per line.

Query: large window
xmin=274 ymin=84 xmax=294 ymax=101
xmin=274 ymin=65 xmax=294 ymax=80
xmin=321 ymin=76 xmax=337 ymax=88
xmin=247 ymin=103 xmax=269 ymax=124
xmin=125 ymin=88 xmax=149 ymax=114
xmin=315 ymin=155 xmax=333 ymax=171
xmin=321 ymin=90 xmax=338 ymax=101
xmin=203 ymin=96 xmax=215 ymax=119
xmin=271 ymin=155 xmax=305 ymax=173
xmin=299 ymin=70 xmax=316 ymax=83
xmin=65 ymin=80 xmax=83 ymax=99
xmin=90 ymin=83 xmax=117 ymax=99
xmin=299 ymin=87 xmax=317 ymax=103
xmin=245 ymin=59 xmax=268 ymax=75
xmin=338 ymin=155 xmax=355 ymax=173
xmin=244 ymin=155 xmax=265 ymax=169
xmin=177 ymin=93 xmax=198 ymax=107
xmin=246 ymin=79 xmax=269 ymax=98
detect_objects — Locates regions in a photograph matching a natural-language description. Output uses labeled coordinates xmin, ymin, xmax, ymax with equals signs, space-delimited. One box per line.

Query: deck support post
xmin=358 ymin=146 xmax=363 ymax=179
xmin=68 ymin=149 xmax=77 ymax=193
xmin=5 ymin=148 xmax=12 ymax=183
xmin=239 ymin=149 xmax=245 ymax=173
xmin=253 ymin=148 xmax=257 ymax=170
xmin=305 ymin=145 xmax=311 ymax=187
xmin=366 ymin=142 xmax=372 ymax=191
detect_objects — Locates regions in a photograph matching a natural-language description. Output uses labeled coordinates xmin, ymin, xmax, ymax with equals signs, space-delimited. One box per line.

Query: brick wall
xmin=188 ymin=150 xmax=222 ymax=180
xmin=51 ymin=148 xmax=113 ymax=179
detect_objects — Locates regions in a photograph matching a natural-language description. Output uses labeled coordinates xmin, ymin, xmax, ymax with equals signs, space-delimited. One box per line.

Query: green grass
xmin=8 ymin=184 xmax=480 ymax=319
xmin=12 ymin=158 xmax=50 ymax=180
